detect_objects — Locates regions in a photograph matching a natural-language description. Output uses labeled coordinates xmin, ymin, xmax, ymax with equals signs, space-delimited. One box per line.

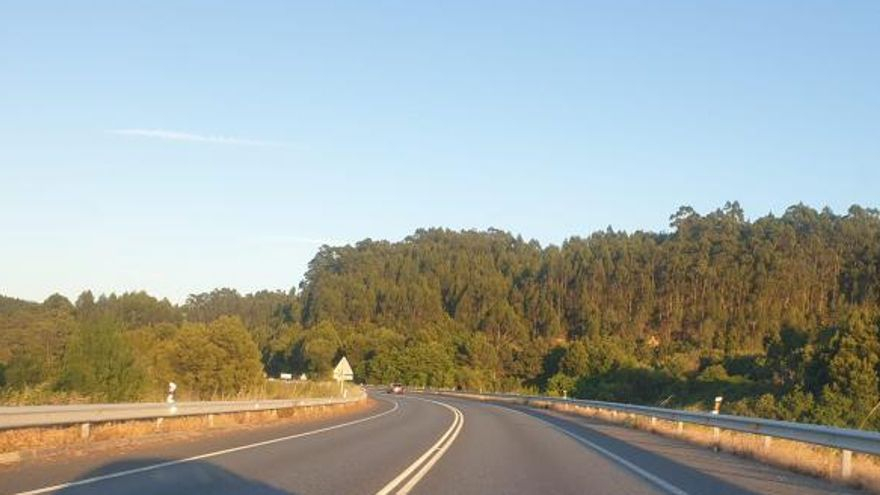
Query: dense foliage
xmin=3 ymin=202 xmax=880 ymax=429
xmin=294 ymin=202 xmax=880 ymax=428
xmin=0 ymin=294 xmax=265 ymax=402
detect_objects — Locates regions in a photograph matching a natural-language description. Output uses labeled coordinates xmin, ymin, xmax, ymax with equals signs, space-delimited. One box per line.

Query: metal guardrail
xmin=440 ymin=390 xmax=880 ymax=478
xmin=0 ymin=393 xmax=365 ymax=431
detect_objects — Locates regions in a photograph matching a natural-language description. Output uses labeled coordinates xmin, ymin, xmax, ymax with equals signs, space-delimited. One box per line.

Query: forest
xmin=2 ymin=202 xmax=880 ymax=429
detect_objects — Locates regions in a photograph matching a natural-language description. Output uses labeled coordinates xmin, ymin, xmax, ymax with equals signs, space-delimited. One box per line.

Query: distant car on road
xmin=388 ymin=383 xmax=404 ymax=394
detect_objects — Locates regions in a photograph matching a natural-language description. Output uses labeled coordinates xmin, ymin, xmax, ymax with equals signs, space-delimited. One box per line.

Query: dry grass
xmin=0 ymin=385 xmax=92 ymax=406
xmin=527 ymin=399 xmax=880 ymax=494
xmin=0 ymin=395 xmax=370 ymax=458
xmin=0 ymin=424 xmax=83 ymax=454
xmin=0 ymin=380 xmax=352 ymax=406
xmin=136 ymin=380 xmax=356 ymax=403
xmin=257 ymin=380 xmax=350 ymax=400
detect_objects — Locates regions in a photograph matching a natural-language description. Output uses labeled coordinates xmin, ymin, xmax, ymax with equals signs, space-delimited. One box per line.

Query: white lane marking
xmin=13 ymin=399 xmax=401 ymax=495
xmin=542 ymin=421 xmax=689 ymax=495
xmin=495 ymin=404 xmax=689 ymax=495
xmin=375 ymin=398 xmax=464 ymax=495
xmin=396 ymin=404 xmax=463 ymax=495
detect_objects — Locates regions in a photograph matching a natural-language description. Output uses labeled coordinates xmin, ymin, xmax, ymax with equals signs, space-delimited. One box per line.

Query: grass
xmin=0 ymin=388 xmax=369 ymax=458
xmin=0 ymin=385 xmax=93 ymax=406
xmin=251 ymin=380 xmax=351 ymax=400
xmin=0 ymin=380 xmax=352 ymax=406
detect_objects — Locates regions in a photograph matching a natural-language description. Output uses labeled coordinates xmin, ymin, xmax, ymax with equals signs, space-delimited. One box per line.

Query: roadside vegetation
xmin=0 ymin=301 xmax=346 ymax=404
xmin=0 ymin=396 xmax=370 ymax=458
xmin=2 ymin=202 xmax=880 ymax=432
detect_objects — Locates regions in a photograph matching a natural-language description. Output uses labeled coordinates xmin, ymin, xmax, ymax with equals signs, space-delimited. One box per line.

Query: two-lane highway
xmin=0 ymin=392 xmax=860 ymax=494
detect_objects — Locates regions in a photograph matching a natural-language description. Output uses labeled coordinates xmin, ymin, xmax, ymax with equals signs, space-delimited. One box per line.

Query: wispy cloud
xmin=108 ymin=128 xmax=283 ymax=147
xmin=254 ymin=235 xmax=346 ymax=246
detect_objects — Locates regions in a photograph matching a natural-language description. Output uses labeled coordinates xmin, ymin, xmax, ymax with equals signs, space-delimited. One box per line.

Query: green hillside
xmin=3 ymin=202 xmax=880 ymax=429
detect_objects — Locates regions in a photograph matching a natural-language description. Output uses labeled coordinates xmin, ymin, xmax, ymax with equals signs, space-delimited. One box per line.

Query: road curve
xmin=413 ymin=396 xmax=858 ymax=494
xmin=0 ymin=392 xmax=861 ymax=495
xmin=0 ymin=395 xmax=452 ymax=495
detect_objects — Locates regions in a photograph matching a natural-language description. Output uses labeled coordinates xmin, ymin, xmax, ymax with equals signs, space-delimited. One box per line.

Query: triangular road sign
xmin=333 ymin=356 xmax=354 ymax=381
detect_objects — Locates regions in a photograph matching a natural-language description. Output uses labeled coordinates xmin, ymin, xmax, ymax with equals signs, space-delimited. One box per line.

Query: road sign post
xmin=333 ymin=356 xmax=354 ymax=397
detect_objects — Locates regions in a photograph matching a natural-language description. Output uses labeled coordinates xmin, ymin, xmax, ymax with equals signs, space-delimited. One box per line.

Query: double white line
xmin=375 ymin=398 xmax=464 ymax=495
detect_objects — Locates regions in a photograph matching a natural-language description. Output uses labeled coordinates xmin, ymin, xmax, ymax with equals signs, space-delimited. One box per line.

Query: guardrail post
xmin=80 ymin=422 xmax=90 ymax=440
xmin=650 ymin=416 xmax=657 ymax=429
xmin=841 ymin=449 xmax=853 ymax=479
xmin=207 ymin=414 xmax=215 ymax=427
xmin=155 ymin=417 xmax=163 ymax=430
xmin=449 ymin=390 xmax=880 ymax=468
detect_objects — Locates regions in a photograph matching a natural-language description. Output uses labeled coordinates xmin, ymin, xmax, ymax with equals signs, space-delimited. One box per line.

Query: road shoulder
xmin=499 ymin=402 xmax=860 ymax=495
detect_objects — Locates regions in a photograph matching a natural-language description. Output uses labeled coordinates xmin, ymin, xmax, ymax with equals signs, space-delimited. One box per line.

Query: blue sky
xmin=2 ymin=1 xmax=878 ymax=303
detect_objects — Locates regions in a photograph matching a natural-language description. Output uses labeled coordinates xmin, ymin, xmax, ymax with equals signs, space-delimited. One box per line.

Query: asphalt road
xmin=0 ymin=392 xmax=860 ymax=495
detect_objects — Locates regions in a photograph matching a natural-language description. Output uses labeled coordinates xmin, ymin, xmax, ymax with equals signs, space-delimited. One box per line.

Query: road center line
xmin=13 ymin=399 xmax=401 ymax=495
xmin=375 ymin=397 xmax=464 ymax=495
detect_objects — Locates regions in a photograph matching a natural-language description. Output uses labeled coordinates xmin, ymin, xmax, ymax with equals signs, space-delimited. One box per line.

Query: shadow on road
xmin=54 ymin=458 xmax=295 ymax=495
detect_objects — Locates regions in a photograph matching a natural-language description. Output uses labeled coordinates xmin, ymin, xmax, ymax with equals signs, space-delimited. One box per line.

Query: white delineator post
xmin=712 ymin=396 xmax=723 ymax=447
xmin=841 ymin=449 xmax=853 ymax=479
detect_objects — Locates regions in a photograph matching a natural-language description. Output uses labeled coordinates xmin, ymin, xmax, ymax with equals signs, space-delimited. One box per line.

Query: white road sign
xmin=333 ymin=356 xmax=354 ymax=381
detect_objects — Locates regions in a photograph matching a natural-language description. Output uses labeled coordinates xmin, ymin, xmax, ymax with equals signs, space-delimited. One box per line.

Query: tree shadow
xmin=574 ymin=366 xmax=769 ymax=410
xmin=54 ymin=458 xmax=295 ymax=495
